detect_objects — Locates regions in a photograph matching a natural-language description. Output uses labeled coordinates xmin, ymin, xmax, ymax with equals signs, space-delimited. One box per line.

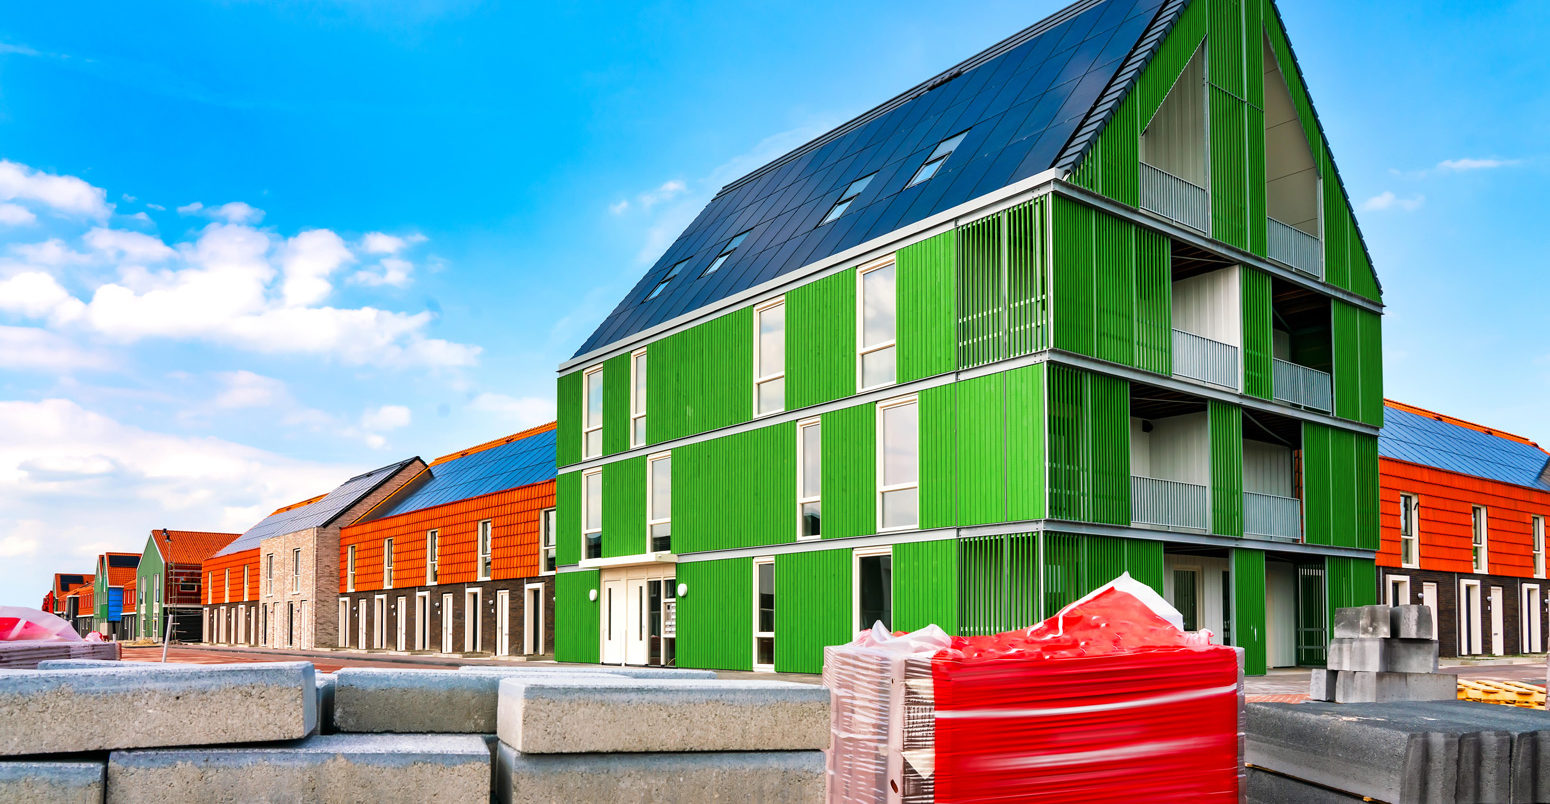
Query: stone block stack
xmin=1308 ymin=604 xmax=1456 ymax=703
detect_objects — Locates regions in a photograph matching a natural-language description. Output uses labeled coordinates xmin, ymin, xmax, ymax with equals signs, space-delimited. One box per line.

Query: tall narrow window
xmin=820 ymin=173 xmax=876 ymax=226
xmin=1472 ymin=506 xmax=1489 ymax=574
xmin=700 ymin=231 xmax=749 ymax=277
xmin=906 ymin=131 xmax=967 ymax=188
xmin=878 ymin=398 xmax=919 ymax=531
xmin=753 ymin=559 xmax=775 ymax=669
xmin=347 ymin=545 xmax=357 ymax=592
xmin=855 ymin=548 xmax=893 ymax=631
xmin=541 ymin=508 xmax=557 ymax=574
xmin=383 ymin=538 xmax=394 ymax=587
xmin=582 ymin=365 xmax=604 ymax=459
xmin=630 ymin=348 xmax=648 ymax=447
xmin=1535 ymin=516 xmax=1545 ymax=579
xmin=754 ymin=299 xmax=785 ymax=416
xmin=426 ymin=530 xmax=439 ymax=584
xmin=1399 ymin=494 xmax=1419 ymax=568
xmin=798 ymin=419 xmax=822 ymax=539
xmin=858 ymin=261 xmax=897 ymax=389
xmin=478 ymin=520 xmax=493 ymax=580
xmin=583 ymin=469 xmax=603 ymax=560
xmin=242 ymin=566 xmax=249 ymax=602
xmin=265 ymin=553 xmax=274 ymax=596
xmin=224 ymin=569 xmax=231 ymax=603
xmin=648 ymin=453 xmax=672 ymax=553
xmin=645 ymin=259 xmax=688 ymax=302
xmin=292 ymin=548 xmax=301 ymax=593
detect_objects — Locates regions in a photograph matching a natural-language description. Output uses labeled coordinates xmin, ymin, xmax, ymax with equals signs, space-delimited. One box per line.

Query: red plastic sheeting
xmin=0 ymin=606 xmax=82 ymax=642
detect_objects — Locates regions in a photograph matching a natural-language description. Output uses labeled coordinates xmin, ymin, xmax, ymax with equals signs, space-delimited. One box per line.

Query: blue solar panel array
xmin=369 ymin=428 xmax=558 ymax=521
xmin=573 ymin=0 xmax=1172 ymax=357
xmin=1380 ymin=405 xmax=1550 ymax=492
xmin=214 ymin=458 xmax=419 ymax=557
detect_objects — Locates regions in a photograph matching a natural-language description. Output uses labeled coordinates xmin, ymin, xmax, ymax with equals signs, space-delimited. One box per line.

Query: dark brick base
xmin=338 ymin=577 xmax=555 ymax=657
xmin=1378 ymin=567 xmax=1550 ymax=658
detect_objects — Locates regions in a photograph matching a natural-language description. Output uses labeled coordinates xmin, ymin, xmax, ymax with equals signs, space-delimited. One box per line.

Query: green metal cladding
xmin=1047 ymin=365 xmax=1129 ymax=525
xmin=555 ymin=471 xmax=580 ymax=567
xmin=1050 ymin=198 xmax=1170 ymax=374
xmin=893 ymin=539 xmax=959 ymax=634
xmin=601 ymin=457 xmax=645 ymax=558
xmin=898 ymin=230 xmax=957 ymax=382
xmin=1302 ymin=422 xmax=1379 ymax=550
xmin=1209 ymin=400 xmax=1245 ymax=537
xmin=602 ymin=352 xmax=631 ymax=456
xmin=676 ymin=559 xmax=752 ymax=671
xmin=136 ymin=539 xmax=165 ymax=639
xmin=646 ymin=307 xmax=752 ymax=444
xmin=556 ymin=372 xmax=581 ymax=467
xmin=1232 ymin=548 xmax=1267 ymax=675
xmin=673 ymin=422 xmax=795 ymax=553
xmin=554 ymin=570 xmax=599 ymax=663
xmin=1006 ymin=365 xmax=1048 ymax=522
xmin=1325 ymin=555 xmax=1377 ymax=633
xmin=786 ymin=269 xmax=856 ymax=409
xmin=774 ymin=548 xmax=850 ymax=673
xmin=1332 ymin=300 xmax=1384 ymax=427
xmin=1240 ymin=267 xmax=1274 ymax=399
xmin=919 ymin=384 xmax=955 ymax=529
xmin=945 ymin=365 xmax=1048 ymax=528
xmin=957 ymin=200 xmax=1050 ymax=369
xmin=1044 ymin=532 xmax=1164 ymax=613
xmin=960 ymin=532 xmax=1040 ymax=636
xmin=821 ymin=403 xmax=875 ymax=541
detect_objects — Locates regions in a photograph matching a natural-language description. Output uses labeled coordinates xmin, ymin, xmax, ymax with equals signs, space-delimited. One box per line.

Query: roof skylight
xmin=645 ymin=259 xmax=689 ymax=301
xmin=819 ymin=173 xmax=876 ymax=226
xmin=906 ymin=131 xmax=968 ymax=188
xmin=700 ymin=231 xmax=750 ymax=277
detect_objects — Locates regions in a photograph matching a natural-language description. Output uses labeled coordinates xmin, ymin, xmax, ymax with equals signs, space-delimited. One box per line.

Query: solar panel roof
xmin=574 ymin=0 xmax=1178 ymax=358
xmin=1380 ymin=405 xmax=1550 ymax=492
xmin=213 ymin=458 xmax=419 ymax=556
xmin=368 ymin=428 xmax=557 ymax=521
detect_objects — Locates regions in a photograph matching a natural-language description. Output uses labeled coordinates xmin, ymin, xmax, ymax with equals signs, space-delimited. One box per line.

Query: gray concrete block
xmin=1399 ymin=700 xmax=1550 ymax=802
xmin=498 ymin=677 xmax=830 ymax=753
xmin=1388 ymin=639 xmax=1440 ymax=674
xmin=493 ymin=741 xmax=823 ymax=804
xmin=316 ymin=672 xmax=336 ymax=735
xmin=1308 ymin=668 xmax=1337 ymax=702
xmin=1327 ymin=638 xmax=1387 ymax=672
xmin=0 ymin=662 xmax=316 ymax=756
xmin=334 ymin=668 xmax=624 ymax=734
xmin=0 ymin=759 xmax=104 ymax=804
xmin=458 ymin=664 xmax=717 ymax=680
xmin=1245 ymin=767 xmax=1363 ymax=803
xmin=1334 ymin=671 xmax=1457 ymax=703
xmin=1333 ymin=605 xmax=1391 ymax=639
xmin=1391 ymin=605 xmax=1436 ymax=640
xmin=107 ymin=733 xmax=489 ymax=804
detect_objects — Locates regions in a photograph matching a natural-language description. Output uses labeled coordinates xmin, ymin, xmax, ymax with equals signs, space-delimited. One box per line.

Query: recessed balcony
xmin=1272 ymin=358 xmax=1333 ymax=413
xmin=1131 ymin=475 xmax=1210 ymax=531
xmin=1244 ymin=491 xmax=1303 ymax=541
xmin=1141 ymin=162 xmax=1210 ymax=234
xmin=1267 ymin=217 xmax=1323 ymax=280
xmin=1172 ymin=328 xmax=1239 ymax=390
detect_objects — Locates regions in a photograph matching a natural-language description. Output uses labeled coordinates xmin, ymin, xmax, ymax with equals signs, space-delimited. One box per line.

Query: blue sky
xmin=0 ymin=0 xmax=1545 ymax=605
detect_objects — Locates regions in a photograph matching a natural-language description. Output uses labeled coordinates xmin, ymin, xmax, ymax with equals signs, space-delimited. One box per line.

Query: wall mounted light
xmin=677 ymin=583 xmax=688 ymax=597
xmin=588 ymin=589 xmax=598 ymax=602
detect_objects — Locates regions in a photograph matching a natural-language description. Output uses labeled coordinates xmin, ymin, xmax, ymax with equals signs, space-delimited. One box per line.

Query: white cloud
xmin=1437 ymin=157 xmax=1520 ymax=172
xmin=176 ymin=202 xmax=204 ymax=215
xmin=83 ymin=227 xmax=176 ymax=263
xmin=10 ymin=238 xmax=91 ymax=266
xmin=0 ymin=160 xmax=111 ymax=219
xmin=351 ymin=257 xmax=413 ymax=288
xmin=0 ymin=272 xmax=86 ymax=323
xmin=0 ymin=326 xmax=105 ymax=371
xmin=280 ymin=228 xmax=353 ymax=307
xmin=470 ymin=393 xmax=555 ymax=428
xmin=360 ymin=404 xmax=411 ymax=431
xmin=0 ymin=203 xmax=36 ymax=226
xmin=1361 ymin=191 xmax=1425 ymax=212
xmin=0 ymin=532 xmax=39 ymax=559
xmin=212 ymin=370 xmax=289 ymax=409
xmin=211 ymin=201 xmax=263 ymax=224
xmin=360 ymin=232 xmax=426 ymax=255
xmin=609 ymin=200 xmax=630 ymax=215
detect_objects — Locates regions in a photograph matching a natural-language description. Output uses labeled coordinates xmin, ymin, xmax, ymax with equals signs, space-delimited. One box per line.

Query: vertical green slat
xmin=1301 ymin=421 xmax=1333 ymax=546
xmin=775 ymin=548 xmax=852 ymax=673
xmin=1006 ymin=198 xmax=1050 ymax=357
xmin=1006 ymin=364 xmax=1047 ymax=521
xmin=787 ymin=270 xmax=857 ymax=410
xmin=1078 ymin=534 xmax=1126 ymax=595
xmin=894 ymin=539 xmax=959 ymax=634
xmin=601 ymin=457 xmax=645 ymax=558
xmin=957 ymin=373 xmax=1005 ymax=526
xmin=1125 ymin=538 xmax=1166 ymax=594
xmin=1209 ymin=87 xmax=1250 ymax=251
xmin=956 ymin=215 xmax=1003 ymax=369
xmin=555 ymin=472 xmax=580 ymax=567
xmin=1233 ymin=548 xmax=1268 ymax=675
xmin=1332 ymin=300 xmax=1384 ymax=427
xmin=1094 ymin=211 xmax=1135 ymax=366
xmin=919 ymin=384 xmax=956 ymax=529
xmin=1354 ymin=433 xmax=1380 ymax=551
xmin=1325 ymin=556 xmax=1377 ymax=635
xmin=677 ymin=558 xmax=752 ymax=671
xmin=1208 ymin=0 xmax=1247 ymax=100
xmin=602 ymin=352 xmax=631 ymax=456
xmin=899 ymin=230 xmax=957 ymax=382
xmin=1042 ymin=532 xmax=1079 ymax=615
xmin=1134 ymin=227 xmax=1172 ymax=375
xmin=1093 ymin=371 xmax=1132 ymax=525
xmin=674 ymin=423 xmax=795 ymax=554
xmin=554 ymin=571 xmax=599 ymax=663
xmin=1333 ymin=428 xmax=1358 ymax=549
xmin=1240 ymin=267 xmax=1273 ymax=399
xmin=1210 ymin=400 xmax=1245 ymax=537
xmin=1246 ymin=103 xmax=1268 ymax=257
xmin=556 ymin=372 xmax=582 ymax=467
xmin=647 ymin=307 xmax=753 ymax=444
xmin=823 ymin=403 xmax=876 ymax=540
xmin=1051 ymin=197 xmax=1095 ymax=358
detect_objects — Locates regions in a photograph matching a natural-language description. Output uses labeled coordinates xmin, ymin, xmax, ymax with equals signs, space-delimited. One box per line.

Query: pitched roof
xmin=70 ymin=585 xmax=94 ymax=609
xmin=53 ymin=573 xmax=88 ymax=597
xmin=149 ymin=529 xmax=241 ymax=566
xmin=100 ymin=553 xmax=140 ymax=587
xmin=573 ymin=0 xmax=1180 ymax=357
xmin=1380 ymin=400 xmax=1550 ymax=492
xmin=213 ymin=458 xmax=420 ymax=557
xmin=363 ymin=424 xmax=557 ymax=523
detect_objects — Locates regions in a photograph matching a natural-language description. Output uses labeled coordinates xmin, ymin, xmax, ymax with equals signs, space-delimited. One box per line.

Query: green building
xmin=133 ymin=529 xmax=240 ymax=642
xmin=553 ymin=0 xmax=1382 ymax=675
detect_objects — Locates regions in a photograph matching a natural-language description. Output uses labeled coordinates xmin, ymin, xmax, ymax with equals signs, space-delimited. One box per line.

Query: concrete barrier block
xmin=316 ymin=672 xmax=337 ymax=735
xmin=1308 ymin=669 xmax=1337 ymax=702
xmin=494 ymin=741 xmax=823 ymax=803
xmin=334 ymin=668 xmax=624 ymax=734
xmin=1245 ymin=767 xmax=1364 ymax=803
xmin=0 ymin=662 xmax=316 ymax=756
xmin=499 ymin=678 xmax=830 ymax=753
xmin=458 ymin=664 xmax=718 ymax=680
xmin=1391 ymin=605 xmax=1435 ymax=640
xmin=1327 ymin=638 xmax=1387 ymax=672
xmin=107 ymin=733 xmax=489 ymax=804
xmin=1334 ymin=671 xmax=1455 ymax=703
xmin=1387 ymin=639 xmax=1440 ymax=674
xmin=1334 ymin=606 xmax=1391 ymax=639
xmin=0 ymin=759 xmax=104 ymax=804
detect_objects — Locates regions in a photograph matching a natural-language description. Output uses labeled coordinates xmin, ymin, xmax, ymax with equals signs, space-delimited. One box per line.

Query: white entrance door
xmin=1461 ymin=581 xmax=1483 ymax=655
xmin=357 ymin=600 xmax=368 ymax=648
xmin=338 ymin=599 xmax=349 ymax=647
xmin=1387 ymin=575 xmax=1412 ymax=606
xmin=373 ymin=596 xmax=386 ymax=649
xmin=524 ymin=584 xmax=544 ymax=655
xmin=496 ymin=590 xmax=510 ymax=657
xmin=414 ymin=593 xmax=429 ymax=650
xmin=1421 ymin=583 xmax=1439 ymax=637
xmin=464 ymin=589 xmax=482 ymax=653
xmin=396 ymin=597 xmax=406 ymax=651
xmin=441 ymin=593 xmax=454 ymax=652
xmin=1522 ymin=585 xmax=1542 ymax=653
xmin=1490 ymin=586 xmax=1506 ymax=656
xmin=601 ymin=580 xmax=626 ymax=664
xmin=625 ymin=578 xmax=650 ymax=665
xmin=1265 ymin=563 xmax=1297 ymax=668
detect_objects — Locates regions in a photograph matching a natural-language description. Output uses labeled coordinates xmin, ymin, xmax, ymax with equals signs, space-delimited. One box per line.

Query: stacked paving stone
xmin=1307 ymin=604 xmax=1456 ymax=703
xmin=0 ymin=639 xmax=118 ymax=668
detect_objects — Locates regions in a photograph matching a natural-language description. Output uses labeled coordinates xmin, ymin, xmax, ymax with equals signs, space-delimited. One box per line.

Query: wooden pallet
xmin=1457 ymin=679 xmax=1547 ymax=709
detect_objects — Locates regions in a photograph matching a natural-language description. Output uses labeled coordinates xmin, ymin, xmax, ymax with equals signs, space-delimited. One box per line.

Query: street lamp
xmin=161 ymin=529 xmax=175 ymax=663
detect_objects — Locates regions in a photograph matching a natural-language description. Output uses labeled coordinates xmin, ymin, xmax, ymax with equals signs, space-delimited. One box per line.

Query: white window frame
xmin=1472 ymin=505 xmax=1489 ymax=574
xmin=477 ymin=520 xmax=493 ymax=581
xmin=426 ymin=530 xmax=439 ymax=585
xmin=1399 ymin=493 xmax=1419 ymax=568
xmin=583 ymin=468 xmax=604 ymax=560
xmin=752 ymin=556 xmax=775 ymax=672
xmin=540 ymin=507 xmax=557 ymax=575
xmin=383 ymin=538 xmax=394 ymax=588
xmin=1386 ymin=574 xmax=1412 ymax=606
xmin=347 ymin=545 xmax=357 ymax=592
xmin=242 ymin=565 xmax=249 ymax=602
xmin=224 ymin=569 xmax=230 ymax=603
xmin=582 ymin=364 xmax=605 ymax=459
xmin=647 ymin=452 xmax=672 ymax=554
xmin=876 ymin=396 xmax=919 ymax=533
xmin=797 ymin=417 xmax=822 ymax=541
xmin=853 ymin=546 xmax=894 ymax=633
xmin=630 ymin=348 xmax=648 ymax=448
xmin=464 ymin=587 xmax=483 ymax=653
xmin=753 ymin=298 xmax=786 ymax=417
xmin=1535 ymin=516 xmax=1546 ymax=579
xmin=292 ymin=548 xmax=302 ymax=593
xmin=856 ymin=257 xmax=897 ymax=392
xmin=265 ymin=553 xmax=274 ymax=597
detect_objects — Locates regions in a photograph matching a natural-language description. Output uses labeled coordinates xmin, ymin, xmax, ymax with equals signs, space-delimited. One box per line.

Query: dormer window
xmin=700 ymin=231 xmax=749 ymax=277
xmin=906 ymin=132 xmax=967 ymax=188
xmin=819 ymin=173 xmax=876 ymax=226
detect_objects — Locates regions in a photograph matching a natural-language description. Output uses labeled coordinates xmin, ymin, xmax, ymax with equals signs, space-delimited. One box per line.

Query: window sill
xmin=578 ymin=552 xmax=678 ymax=569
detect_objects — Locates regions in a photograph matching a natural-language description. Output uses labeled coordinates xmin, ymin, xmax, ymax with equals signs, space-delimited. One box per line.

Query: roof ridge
xmin=269 ymin=493 xmax=328 ymax=516
xmin=1385 ymin=399 xmax=1543 ymax=450
xmin=430 ymin=422 xmax=558 ymax=467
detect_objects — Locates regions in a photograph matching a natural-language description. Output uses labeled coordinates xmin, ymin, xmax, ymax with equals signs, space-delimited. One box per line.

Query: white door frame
xmin=357 ymin=599 xmax=368 ymax=649
xmin=1490 ymin=585 xmax=1505 ymax=656
xmin=625 ymin=578 xmax=649 ymax=666
xmin=396 ymin=596 xmax=406 ymax=652
xmin=601 ymin=579 xmax=625 ymax=664
xmin=373 ymin=595 xmax=387 ymax=649
xmin=441 ymin=593 xmax=454 ymax=653
xmin=1460 ymin=580 xmax=1483 ymax=655
xmin=337 ymin=598 xmax=349 ymax=647
xmin=1521 ymin=584 xmax=1542 ymax=654
xmin=464 ymin=588 xmax=483 ymax=654
xmin=495 ymin=589 xmax=511 ymax=657
xmin=1421 ymin=582 xmax=1439 ymax=638
xmin=1386 ymin=574 xmax=1412 ymax=606
xmin=415 ymin=592 xmax=430 ymax=651
xmin=524 ymin=583 xmax=545 ymax=655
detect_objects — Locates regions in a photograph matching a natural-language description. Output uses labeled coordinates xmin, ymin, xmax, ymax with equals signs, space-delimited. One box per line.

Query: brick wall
xmin=339 ymin=576 xmax=555 ymax=656
xmin=1379 ymin=566 xmax=1549 ymax=658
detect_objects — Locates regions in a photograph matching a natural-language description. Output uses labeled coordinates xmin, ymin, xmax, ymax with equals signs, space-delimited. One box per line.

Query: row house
xmin=64 ymin=584 xmax=94 ymax=636
xmin=121 ymin=578 xmax=137 ymax=639
xmin=337 ymin=423 xmax=558 ymax=657
xmin=553 ymin=0 xmax=1383 ymax=675
xmin=1378 ymin=400 xmax=1550 ymax=658
xmin=92 ymin=553 xmax=140 ymax=639
xmin=203 ymin=458 xmax=425 ymax=649
xmin=46 ymin=573 xmax=89 ymax=619
xmin=134 ymin=529 xmax=238 ymax=642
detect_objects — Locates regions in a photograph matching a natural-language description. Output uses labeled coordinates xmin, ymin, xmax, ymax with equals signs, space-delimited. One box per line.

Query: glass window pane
xmin=861 ymin=346 xmax=895 ymax=388
xmin=801 ymin=501 xmax=822 ymax=538
xmin=757 ymin=637 xmax=775 ymax=666
xmin=757 ymin=378 xmax=784 ymax=415
xmin=881 ymin=402 xmax=918 ymax=486
xmin=800 ymin=424 xmax=821 ymax=499
xmin=861 ymin=265 xmax=895 ymax=348
xmin=881 ymin=488 xmax=917 ymax=530
xmin=847 ymin=173 xmax=874 ymax=198
xmin=585 ymin=474 xmax=602 ymax=529
xmin=633 ymin=354 xmax=647 ymax=414
xmin=908 ymin=157 xmax=943 ymax=187
xmin=633 ymin=419 xmax=647 ymax=445
xmin=820 ymin=198 xmax=852 ymax=226
xmin=757 ymin=562 xmax=774 ymax=633
xmin=586 ymin=371 xmax=604 ymax=426
xmin=650 ymin=522 xmax=671 ymax=553
xmin=584 ymin=430 xmax=601 ymax=456
xmin=651 ymin=458 xmax=671 ymax=519
xmin=758 ymin=305 xmax=784 ymax=376
xmin=931 ymin=132 xmax=967 ymax=160
xmin=858 ymin=554 xmax=892 ymax=631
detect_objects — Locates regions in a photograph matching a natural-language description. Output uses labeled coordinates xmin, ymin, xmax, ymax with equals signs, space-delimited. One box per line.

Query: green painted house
xmin=553 ymin=0 xmax=1382 ymax=675
xmin=134 ymin=529 xmax=239 ymax=641
xmin=92 ymin=552 xmax=141 ymax=639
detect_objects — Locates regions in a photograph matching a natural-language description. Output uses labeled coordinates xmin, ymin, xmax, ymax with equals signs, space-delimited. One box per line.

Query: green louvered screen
xmin=1233 ymin=547 xmax=1267 ymax=675
xmin=1209 ymin=400 xmax=1245 ymax=537
xmin=894 ymin=539 xmax=958 ymax=634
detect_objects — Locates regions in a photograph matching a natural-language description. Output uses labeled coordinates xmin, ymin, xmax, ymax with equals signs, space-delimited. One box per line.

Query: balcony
xmin=1244 ymin=491 xmax=1303 ymax=541
xmin=1140 ymin=162 xmax=1209 ymax=233
xmin=1267 ymin=217 xmax=1323 ymax=280
xmin=1272 ymin=358 xmax=1333 ymax=413
xmin=1172 ymin=329 xmax=1239 ymax=390
xmin=1131 ymin=475 xmax=1210 ymax=531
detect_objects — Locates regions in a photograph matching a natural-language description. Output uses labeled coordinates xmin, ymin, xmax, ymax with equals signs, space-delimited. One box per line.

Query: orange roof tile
xmin=430 ymin=421 xmax=557 ymax=467
xmin=150 ymin=529 xmax=241 ymax=566
xmin=269 ymin=494 xmax=328 ymax=516
xmin=100 ymin=552 xmax=140 ymax=587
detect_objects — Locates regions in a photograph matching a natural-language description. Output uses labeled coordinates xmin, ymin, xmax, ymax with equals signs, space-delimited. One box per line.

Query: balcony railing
xmin=1267 ymin=217 xmax=1324 ymax=280
xmin=1140 ymin=162 xmax=1209 ymax=233
xmin=1172 ymin=329 xmax=1239 ymax=390
xmin=1245 ymin=491 xmax=1303 ymax=541
xmin=1272 ymin=358 xmax=1333 ymax=413
xmin=1131 ymin=475 xmax=1210 ymax=531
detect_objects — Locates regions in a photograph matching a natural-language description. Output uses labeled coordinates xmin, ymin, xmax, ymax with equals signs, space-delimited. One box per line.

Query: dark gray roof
xmin=574 ymin=0 xmax=1179 ymax=357
xmin=213 ymin=458 xmax=419 ymax=556
xmin=1380 ymin=405 xmax=1550 ymax=493
xmin=367 ymin=428 xmax=556 ymax=522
